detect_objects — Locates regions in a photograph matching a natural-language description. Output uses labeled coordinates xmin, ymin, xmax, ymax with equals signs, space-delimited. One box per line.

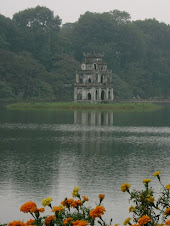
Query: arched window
xmin=94 ymin=64 xmax=97 ymax=70
xmin=101 ymin=76 xmax=103 ymax=83
xmin=88 ymin=78 xmax=91 ymax=83
xmin=96 ymin=90 xmax=98 ymax=100
xmin=88 ymin=93 xmax=91 ymax=100
xmin=101 ymin=90 xmax=105 ymax=100
xmin=108 ymin=90 xmax=111 ymax=100
xmin=77 ymin=93 xmax=82 ymax=100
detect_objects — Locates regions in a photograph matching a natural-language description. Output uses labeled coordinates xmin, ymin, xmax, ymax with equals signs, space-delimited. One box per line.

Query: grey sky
xmin=0 ymin=0 xmax=170 ymax=25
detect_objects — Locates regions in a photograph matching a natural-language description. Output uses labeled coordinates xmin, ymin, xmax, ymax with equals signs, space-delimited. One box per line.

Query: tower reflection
xmin=74 ymin=111 xmax=113 ymax=126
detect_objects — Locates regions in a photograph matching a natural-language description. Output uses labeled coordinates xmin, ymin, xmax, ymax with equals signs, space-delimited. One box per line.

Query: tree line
xmin=0 ymin=6 xmax=170 ymax=102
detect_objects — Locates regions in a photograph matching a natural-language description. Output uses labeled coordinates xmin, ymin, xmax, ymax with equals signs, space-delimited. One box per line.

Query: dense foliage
xmin=0 ymin=6 xmax=170 ymax=102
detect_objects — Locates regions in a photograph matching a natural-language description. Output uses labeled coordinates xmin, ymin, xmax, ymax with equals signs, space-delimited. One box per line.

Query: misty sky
xmin=0 ymin=0 xmax=170 ymax=25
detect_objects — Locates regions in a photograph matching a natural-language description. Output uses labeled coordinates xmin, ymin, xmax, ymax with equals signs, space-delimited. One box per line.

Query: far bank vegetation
xmin=0 ymin=7 xmax=170 ymax=103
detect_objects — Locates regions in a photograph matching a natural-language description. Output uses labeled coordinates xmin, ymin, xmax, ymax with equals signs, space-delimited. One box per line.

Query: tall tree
xmin=12 ymin=6 xmax=62 ymax=68
xmin=0 ymin=14 xmax=20 ymax=52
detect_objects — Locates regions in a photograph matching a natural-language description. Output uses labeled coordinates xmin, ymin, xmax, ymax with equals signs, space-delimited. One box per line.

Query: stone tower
xmin=74 ymin=51 xmax=114 ymax=103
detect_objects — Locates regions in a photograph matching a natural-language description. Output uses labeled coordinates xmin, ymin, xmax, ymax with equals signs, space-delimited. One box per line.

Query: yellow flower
xmin=120 ymin=183 xmax=130 ymax=192
xmin=123 ymin=217 xmax=131 ymax=225
xmin=129 ymin=205 xmax=136 ymax=212
xmin=138 ymin=215 xmax=151 ymax=225
xmin=42 ymin=197 xmax=53 ymax=206
xmin=148 ymin=189 xmax=152 ymax=194
xmin=115 ymin=224 xmax=119 ymax=226
xmin=147 ymin=196 xmax=155 ymax=203
xmin=153 ymin=171 xmax=161 ymax=177
xmin=142 ymin=178 xmax=151 ymax=184
xmin=166 ymin=184 xmax=170 ymax=190
xmin=72 ymin=187 xmax=80 ymax=197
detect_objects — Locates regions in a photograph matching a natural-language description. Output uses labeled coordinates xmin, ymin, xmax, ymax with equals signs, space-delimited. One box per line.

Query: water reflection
xmin=0 ymin=106 xmax=170 ymax=223
xmin=74 ymin=111 xmax=114 ymax=126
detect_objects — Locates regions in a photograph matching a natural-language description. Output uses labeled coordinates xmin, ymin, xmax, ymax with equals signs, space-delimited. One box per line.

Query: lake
xmin=0 ymin=103 xmax=170 ymax=224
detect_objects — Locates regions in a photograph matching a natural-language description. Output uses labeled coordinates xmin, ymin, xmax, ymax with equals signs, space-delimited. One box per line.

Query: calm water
xmin=0 ymin=104 xmax=170 ymax=224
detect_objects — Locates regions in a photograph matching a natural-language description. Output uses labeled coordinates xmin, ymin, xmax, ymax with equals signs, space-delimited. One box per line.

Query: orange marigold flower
xmin=166 ymin=220 xmax=170 ymax=225
xmin=25 ymin=219 xmax=35 ymax=226
xmin=165 ymin=207 xmax=170 ymax=216
xmin=72 ymin=220 xmax=88 ymax=226
xmin=61 ymin=198 xmax=75 ymax=208
xmin=8 ymin=221 xmax=25 ymax=226
xmin=63 ymin=217 xmax=73 ymax=225
xmin=75 ymin=200 xmax=83 ymax=206
xmin=120 ymin=183 xmax=130 ymax=192
xmin=20 ymin=201 xmax=37 ymax=213
xmin=68 ymin=200 xmax=82 ymax=208
xmin=38 ymin=207 xmax=45 ymax=212
xmin=89 ymin=206 xmax=105 ymax=219
xmin=82 ymin=196 xmax=89 ymax=201
xmin=44 ymin=215 xmax=56 ymax=226
xmin=99 ymin=194 xmax=105 ymax=201
xmin=138 ymin=215 xmax=151 ymax=225
xmin=30 ymin=206 xmax=45 ymax=213
xmin=52 ymin=205 xmax=64 ymax=212
xmin=61 ymin=200 xmax=66 ymax=207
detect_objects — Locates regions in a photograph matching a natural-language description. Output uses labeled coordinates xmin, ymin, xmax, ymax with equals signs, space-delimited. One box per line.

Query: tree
xmin=12 ymin=6 xmax=62 ymax=67
xmin=0 ymin=81 xmax=16 ymax=100
xmin=0 ymin=14 xmax=20 ymax=52
xmin=109 ymin=9 xmax=131 ymax=24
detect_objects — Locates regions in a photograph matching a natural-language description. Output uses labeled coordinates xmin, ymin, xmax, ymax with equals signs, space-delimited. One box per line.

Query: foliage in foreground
xmin=5 ymin=171 xmax=170 ymax=226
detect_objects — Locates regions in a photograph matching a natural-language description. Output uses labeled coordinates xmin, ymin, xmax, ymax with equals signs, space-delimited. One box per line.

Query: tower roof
xmin=83 ymin=51 xmax=104 ymax=58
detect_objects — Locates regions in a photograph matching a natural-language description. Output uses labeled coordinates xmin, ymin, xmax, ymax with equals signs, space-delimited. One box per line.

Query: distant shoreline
xmin=6 ymin=101 xmax=162 ymax=112
xmin=122 ymin=99 xmax=170 ymax=103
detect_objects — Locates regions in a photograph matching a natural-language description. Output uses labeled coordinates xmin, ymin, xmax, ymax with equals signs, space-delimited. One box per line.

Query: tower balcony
xmin=74 ymin=83 xmax=113 ymax=88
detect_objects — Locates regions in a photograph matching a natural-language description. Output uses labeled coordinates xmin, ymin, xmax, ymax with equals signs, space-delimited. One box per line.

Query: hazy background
xmin=0 ymin=0 xmax=170 ymax=24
